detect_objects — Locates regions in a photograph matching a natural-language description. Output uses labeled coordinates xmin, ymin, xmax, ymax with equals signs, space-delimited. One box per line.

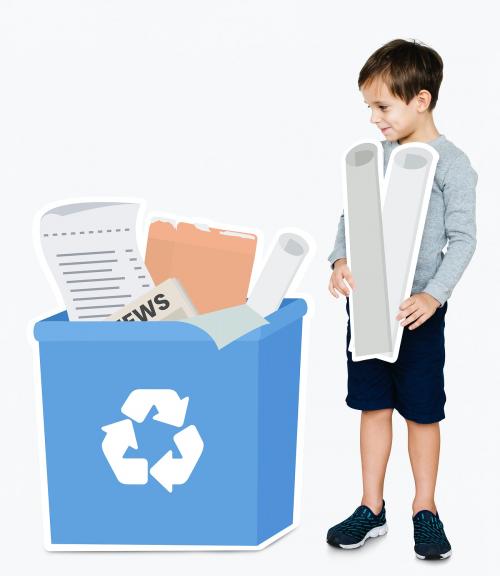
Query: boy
xmin=326 ymin=38 xmax=477 ymax=560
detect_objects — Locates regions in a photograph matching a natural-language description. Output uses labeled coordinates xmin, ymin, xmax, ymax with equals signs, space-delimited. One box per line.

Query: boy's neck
xmin=397 ymin=116 xmax=440 ymax=145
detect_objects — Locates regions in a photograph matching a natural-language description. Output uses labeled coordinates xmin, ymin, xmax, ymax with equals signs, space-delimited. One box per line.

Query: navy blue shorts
xmin=345 ymin=297 xmax=448 ymax=424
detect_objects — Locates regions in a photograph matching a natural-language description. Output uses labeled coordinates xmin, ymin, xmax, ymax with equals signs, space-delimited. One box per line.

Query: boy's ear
xmin=416 ymin=89 xmax=433 ymax=112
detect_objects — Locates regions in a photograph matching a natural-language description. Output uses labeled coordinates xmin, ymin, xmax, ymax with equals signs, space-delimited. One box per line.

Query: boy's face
xmin=361 ymin=76 xmax=424 ymax=143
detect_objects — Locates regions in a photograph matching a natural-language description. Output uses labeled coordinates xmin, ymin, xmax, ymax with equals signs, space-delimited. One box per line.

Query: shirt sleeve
xmin=327 ymin=211 xmax=347 ymax=269
xmin=423 ymin=153 xmax=478 ymax=307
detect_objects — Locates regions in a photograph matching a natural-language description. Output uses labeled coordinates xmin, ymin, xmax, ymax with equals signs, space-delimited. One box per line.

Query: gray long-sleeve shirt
xmin=327 ymin=134 xmax=477 ymax=307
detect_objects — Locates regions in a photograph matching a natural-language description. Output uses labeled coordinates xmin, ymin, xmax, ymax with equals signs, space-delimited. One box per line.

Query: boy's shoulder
xmin=381 ymin=135 xmax=476 ymax=184
xmin=380 ymin=134 xmax=465 ymax=158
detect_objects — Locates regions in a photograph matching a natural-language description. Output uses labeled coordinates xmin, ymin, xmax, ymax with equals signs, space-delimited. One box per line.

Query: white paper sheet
xmin=39 ymin=202 xmax=153 ymax=320
xmin=178 ymin=304 xmax=269 ymax=349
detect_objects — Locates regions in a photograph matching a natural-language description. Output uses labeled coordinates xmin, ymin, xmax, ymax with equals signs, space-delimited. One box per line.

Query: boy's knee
xmin=405 ymin=418 xmax=439 ymax=427
xmin=362 ymin=408 xmax=394 ymax=419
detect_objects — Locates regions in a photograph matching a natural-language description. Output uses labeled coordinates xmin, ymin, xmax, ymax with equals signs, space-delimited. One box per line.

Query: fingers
xmin=397 ymin=294 xmax=438 ymax=328
xmin=344 ymin=270 xmax=356 ymax=291
xmin=328 ymin=266 xmax=355 ymax=299
xmin=398 ymin=297 xmax=415 ymax=312
xmin=335 ymin=276 xmax=350 ymax=297
xmin=396 ymin=304 xmax=418 ymax=321
xmin=342 ymin=278 xmax=353 ymax=296
xmin=328 ymin=276 xmax=339 ymax=298
xmin=405 ymin=311 xmax=428 ymax=330
xmin=400 ymin=308 xmax=424 ymax=327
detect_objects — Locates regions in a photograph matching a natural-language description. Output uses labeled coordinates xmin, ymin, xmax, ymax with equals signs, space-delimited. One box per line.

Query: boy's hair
xmin=358 ymin=38 xmax=443 ymax=111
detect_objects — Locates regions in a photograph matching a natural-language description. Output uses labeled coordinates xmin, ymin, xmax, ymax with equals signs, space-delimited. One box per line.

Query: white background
xmin=1 ymin=1 xmax=499 ymax=574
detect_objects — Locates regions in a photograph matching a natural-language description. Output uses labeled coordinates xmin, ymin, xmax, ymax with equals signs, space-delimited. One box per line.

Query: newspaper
xmin=108 ymin=277 xmax=198 ymax=322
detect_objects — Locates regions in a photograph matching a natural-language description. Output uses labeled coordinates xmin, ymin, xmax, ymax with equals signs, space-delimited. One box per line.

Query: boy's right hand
xmin=328 ymin=258 xmax=356 ymax=299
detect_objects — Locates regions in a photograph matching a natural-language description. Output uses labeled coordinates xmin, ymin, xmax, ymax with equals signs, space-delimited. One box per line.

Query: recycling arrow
xmin=149 ymin=425 xmax=204 ymax=493
xmin=101 ymin=419 xmax=148 ymax=485
xmin=121 ymin=388 xmax=189 ymax=427
xmin=102 ymin=388 xmax=204 ymax=491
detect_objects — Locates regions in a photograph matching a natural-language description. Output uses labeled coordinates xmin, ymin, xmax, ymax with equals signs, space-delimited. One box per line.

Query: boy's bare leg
xmin=406 ymin=420 xmax=440 ymax=515
xmin=360 ymin=408 xmax=393 ymax=514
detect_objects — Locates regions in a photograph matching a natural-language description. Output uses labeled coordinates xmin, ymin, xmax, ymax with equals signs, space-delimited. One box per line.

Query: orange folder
xmin=145 ymin=220 xmax=257 ymax=314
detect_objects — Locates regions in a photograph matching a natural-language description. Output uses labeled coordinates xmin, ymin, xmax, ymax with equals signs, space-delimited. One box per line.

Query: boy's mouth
xmin=381 ymin=127 xmax=391 ymax=133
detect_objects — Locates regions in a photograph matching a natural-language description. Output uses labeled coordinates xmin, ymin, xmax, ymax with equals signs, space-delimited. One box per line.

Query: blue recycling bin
xmin=33 ymin=298 xmax=308 ymax=550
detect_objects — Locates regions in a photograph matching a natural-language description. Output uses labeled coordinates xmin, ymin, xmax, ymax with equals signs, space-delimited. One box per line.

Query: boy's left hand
xmin=396 ymin=292 xmax=441 ymax=330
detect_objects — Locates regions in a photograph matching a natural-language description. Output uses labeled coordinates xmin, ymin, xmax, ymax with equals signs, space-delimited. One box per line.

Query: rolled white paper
xmin=247 ymin=232 xmax=309 ymax=318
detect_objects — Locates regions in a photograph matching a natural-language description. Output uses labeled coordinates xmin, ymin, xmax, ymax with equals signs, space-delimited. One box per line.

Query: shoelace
xmin=332 ymin=506 xmax=384 ymax=538
xmin=413 ymin=513 xmax=449 ymax=545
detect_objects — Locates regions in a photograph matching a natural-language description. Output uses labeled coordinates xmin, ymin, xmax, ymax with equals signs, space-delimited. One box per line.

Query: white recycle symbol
xmin=101 ymin=388 xmax=204 ymax=493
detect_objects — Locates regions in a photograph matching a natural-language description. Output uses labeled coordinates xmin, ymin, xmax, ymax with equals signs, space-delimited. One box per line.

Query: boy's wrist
xmin=331 ymin=257 xmax=347 ymax=270
xmin=422 ymin=279 xmax=448 ymax=309
xmin=422 ymin=291 xmax=442 ymax=309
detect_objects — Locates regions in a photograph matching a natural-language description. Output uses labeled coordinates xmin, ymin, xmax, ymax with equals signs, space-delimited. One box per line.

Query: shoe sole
xmin=337 ymin=522 xmax=388 ymax=549
xmin=415 ymin=549 xmax=452 ymax=560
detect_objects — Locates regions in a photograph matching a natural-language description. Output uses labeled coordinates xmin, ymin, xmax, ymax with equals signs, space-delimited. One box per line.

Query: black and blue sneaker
xmin=326 ymin=500 xmax=388 ymax=549
xmin=412 ymin=509 xmax=452 ymax=560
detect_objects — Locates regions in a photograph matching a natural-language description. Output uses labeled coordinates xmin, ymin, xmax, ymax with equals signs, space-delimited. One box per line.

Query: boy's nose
xmin=370 ymin=110 xmax=380 ymax=124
